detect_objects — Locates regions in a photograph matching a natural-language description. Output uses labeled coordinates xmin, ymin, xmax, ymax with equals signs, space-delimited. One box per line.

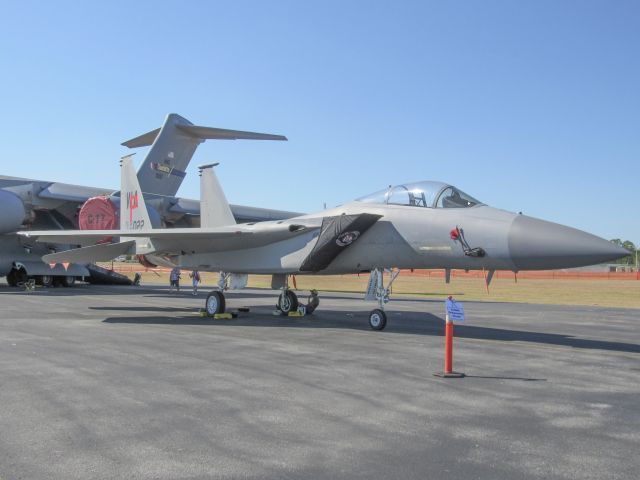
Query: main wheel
xmin=6 ymin=269 xmax=18 ymax=287
xmin=38 ymin=275 xmax=54 ymax=287
xmin=277 ymin=290 xmax=299 ymax=314
xmin=8 ymin=268 xmax=28 ymax=287
xmin=369 ymin=309 xmax=387 ymax=330
xmin=60 ymin=276 xmax=76 ymax=287
xmin=205 ymin=291 xmax=226 ymax=315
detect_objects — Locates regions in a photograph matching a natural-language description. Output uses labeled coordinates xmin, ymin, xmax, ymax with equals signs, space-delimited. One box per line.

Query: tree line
xmin=610 ymin=239 xmax=638 ymax=265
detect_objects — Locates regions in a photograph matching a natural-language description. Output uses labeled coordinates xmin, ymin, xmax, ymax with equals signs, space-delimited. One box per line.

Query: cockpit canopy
xmin=356 ymin=181 xmax=482 ymax=208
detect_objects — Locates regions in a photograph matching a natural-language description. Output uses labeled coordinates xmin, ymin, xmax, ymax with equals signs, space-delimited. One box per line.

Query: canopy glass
xmin=356 ymin=181 xmax=482 ymax=208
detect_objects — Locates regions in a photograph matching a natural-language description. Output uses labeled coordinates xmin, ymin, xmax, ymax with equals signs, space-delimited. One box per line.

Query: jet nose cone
xmin=508 ymin=215 xmax=629 ymax=270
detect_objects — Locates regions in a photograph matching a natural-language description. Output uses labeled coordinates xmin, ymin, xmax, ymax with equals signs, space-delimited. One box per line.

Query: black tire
xmin=277 ymin=290 xmax=299 ymax=314
xmin=38 ymin=275 xmax=54 ymax=287
xmin=205 ymin=291 xmax=226 ymax=315
xmin=8 ymin=268 xmax=28 ymax=287
xmin=6 ymin=269 xmax=18 ymax=287
xmin=369 ymin=309 xmax=387 ymax=330
xmin=60 ymin=276 xmax=76 ymax=287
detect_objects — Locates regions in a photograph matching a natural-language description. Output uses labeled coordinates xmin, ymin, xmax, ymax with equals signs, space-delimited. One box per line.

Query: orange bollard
xmin=434 ymin=311 xmax=465 ymax=378
xmin=444 ymin=319 xmax=454 ymax=374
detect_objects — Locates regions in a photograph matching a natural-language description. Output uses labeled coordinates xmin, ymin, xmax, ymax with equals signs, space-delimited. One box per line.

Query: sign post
xmin=434 ymin=296 xmax=465 ymax=378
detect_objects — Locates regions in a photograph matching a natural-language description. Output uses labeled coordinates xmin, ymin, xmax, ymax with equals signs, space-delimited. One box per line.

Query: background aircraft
xmin=1 ymin=114 xmax=299 ymax=286
xmin=21 ymin=156 xmax=628 ymax=330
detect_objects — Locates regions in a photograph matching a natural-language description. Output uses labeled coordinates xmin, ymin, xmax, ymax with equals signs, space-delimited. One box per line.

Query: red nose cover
xmin=450 ymin=228 xmax=459 ymax=240
xmin=79 ymin=196 xmax=119 ymax=230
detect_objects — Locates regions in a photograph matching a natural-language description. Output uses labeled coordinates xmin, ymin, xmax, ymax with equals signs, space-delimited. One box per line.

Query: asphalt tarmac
xmin=0 ymin=282 xmax=638 ymax=480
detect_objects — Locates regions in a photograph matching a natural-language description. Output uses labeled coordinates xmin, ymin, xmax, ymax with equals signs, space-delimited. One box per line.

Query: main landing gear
xmin=205 ymin=290 xmax=226 ymax=315
xmin=277 ymin=289 xmax=299 ymax=314
xmin=203 ymin=274 xmax=320 ymax=317
xmin=274 ymin=276 xmax=320 ymax=315
xmin=365 ymin=268 xmax=400 ymax=331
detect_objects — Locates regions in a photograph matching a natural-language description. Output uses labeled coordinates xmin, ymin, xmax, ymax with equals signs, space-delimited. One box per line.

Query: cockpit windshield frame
xmin=356 ymin=181 xmax=483 ymax=209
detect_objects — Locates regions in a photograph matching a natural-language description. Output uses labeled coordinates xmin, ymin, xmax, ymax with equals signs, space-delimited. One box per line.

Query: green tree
xmin=610 ymin=239 xmax=636 ymax=265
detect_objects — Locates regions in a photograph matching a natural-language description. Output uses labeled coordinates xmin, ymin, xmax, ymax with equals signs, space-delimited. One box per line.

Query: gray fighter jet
xmin=20 ymin=157 xmax=628 ymax=330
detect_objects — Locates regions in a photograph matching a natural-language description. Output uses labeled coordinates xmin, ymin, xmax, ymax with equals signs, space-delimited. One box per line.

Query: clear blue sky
xmin=1 ymin=1 xmax=638 ymax=243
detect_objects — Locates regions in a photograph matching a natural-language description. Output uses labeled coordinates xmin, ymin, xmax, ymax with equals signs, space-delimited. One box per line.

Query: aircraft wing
xmin=36 ymin=182 xmax=112 ymax=203
xmin=19 ymin=222 xmax=321 ymax=254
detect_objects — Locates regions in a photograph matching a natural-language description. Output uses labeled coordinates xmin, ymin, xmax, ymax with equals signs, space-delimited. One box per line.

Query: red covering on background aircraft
xmin=79 ymin=196 xmax=119 ymax=230
xmin=78 ymin=196 xmax=158 ymax=267
xmin=78 ymin=196 xmax=118 ymax=244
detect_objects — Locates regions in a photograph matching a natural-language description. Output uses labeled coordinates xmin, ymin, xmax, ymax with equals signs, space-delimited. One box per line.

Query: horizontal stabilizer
xmin=43 ymin=240 xmax=136 ymax=264
xmin=176 ymin=124 xmax=287 ymax=142
xmin=121 ymin=128 xmax=161 ymax=149
xmin=120 ymin=113 xmax=288 ymax=199
xmin=122 ymin=124 xmax=287 ymax=148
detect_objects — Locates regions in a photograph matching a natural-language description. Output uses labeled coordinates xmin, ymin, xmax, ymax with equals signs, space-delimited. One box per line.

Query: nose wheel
xmin=364 ymin=268 xmax=400 ymax=331
xmin=368 ymin=309 xmax=387 ymax=330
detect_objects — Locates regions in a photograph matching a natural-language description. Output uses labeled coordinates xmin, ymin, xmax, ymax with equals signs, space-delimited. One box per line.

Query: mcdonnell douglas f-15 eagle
xmin=19 ymin=155 xmax=628 ymax=330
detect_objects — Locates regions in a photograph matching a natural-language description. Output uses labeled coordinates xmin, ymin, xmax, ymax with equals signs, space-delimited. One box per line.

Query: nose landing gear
xmin=368 ymin=308 xmax=387 ymax=330
xmin=365 ymin=268 xmax=400 ymax=331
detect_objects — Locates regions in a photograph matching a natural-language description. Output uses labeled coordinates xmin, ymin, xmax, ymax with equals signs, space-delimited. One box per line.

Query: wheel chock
xmin=287 ymin=311 xmax=304 ymax=317
xmin=197 ymin=309 xmax=237 ymax=319
xmin=237 ymin=307 xmax=250 ymax=313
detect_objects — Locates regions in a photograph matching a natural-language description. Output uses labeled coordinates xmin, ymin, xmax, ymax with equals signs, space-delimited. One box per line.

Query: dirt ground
xmin=116 ymin=266 xmax=640 ymax=309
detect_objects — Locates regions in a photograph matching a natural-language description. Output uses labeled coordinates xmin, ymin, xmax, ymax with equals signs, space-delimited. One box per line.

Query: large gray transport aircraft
xmin=1 ymin=114 xmax=297 ymax=286
xmin=20 ymin=152 xmax=628 ymax=330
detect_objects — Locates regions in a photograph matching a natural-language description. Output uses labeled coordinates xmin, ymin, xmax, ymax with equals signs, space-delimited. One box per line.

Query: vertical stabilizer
xmin=125 ymin=113 xmax=200 ymax=197
xmin=122 ymin=113 xmax=287 ymax=197
xmin=120 ymin=155 xmax=152 ymax=232
xmin=199 ymin=163 xmax=235 ymax=228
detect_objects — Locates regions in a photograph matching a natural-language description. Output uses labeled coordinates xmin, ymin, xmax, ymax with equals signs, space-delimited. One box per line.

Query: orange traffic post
xmin=434 ymin=297 xmax=465 ymax=378
xmin=444 ymin=317 xmax=454 ymax=373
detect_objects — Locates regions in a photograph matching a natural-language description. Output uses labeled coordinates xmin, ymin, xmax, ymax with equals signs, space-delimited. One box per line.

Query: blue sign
xmin=445 ymin=298 xmax=465 ymax=322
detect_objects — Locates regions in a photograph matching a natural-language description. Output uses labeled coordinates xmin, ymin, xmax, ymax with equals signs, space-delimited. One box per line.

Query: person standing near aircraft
xmin=189 ymin=269 xmax=201 ymax=295
xmin=169 ymin=267 xmax=181 ymax=293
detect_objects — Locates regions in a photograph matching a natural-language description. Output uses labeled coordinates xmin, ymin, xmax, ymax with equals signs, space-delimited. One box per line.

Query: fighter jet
xmin=20 ymin=157 xmax=628 ymax=330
